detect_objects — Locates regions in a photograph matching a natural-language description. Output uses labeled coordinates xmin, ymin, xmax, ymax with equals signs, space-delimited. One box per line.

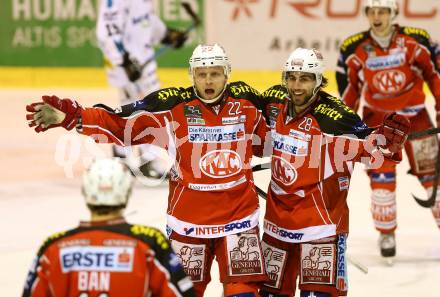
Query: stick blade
xmin=412 ymin=194 xmax=437 ymax=208
xmin=181 ymin=2 xmax=201 ymax=26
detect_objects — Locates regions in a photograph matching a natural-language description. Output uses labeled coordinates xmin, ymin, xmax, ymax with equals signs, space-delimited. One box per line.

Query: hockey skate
xmin=379 ymin=232 xmax=396 ymax=265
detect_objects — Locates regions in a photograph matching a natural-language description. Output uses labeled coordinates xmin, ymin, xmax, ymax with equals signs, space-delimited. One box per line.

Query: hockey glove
xmin=162 ymin=28 xmax=188 ymax=49
xmin=26 ymin=95 xmax=83 ymax=133
xmin=121 ymin=52 xmax=142 ymax=82
xmin=377 ymin=112 xmax=410 ymax=154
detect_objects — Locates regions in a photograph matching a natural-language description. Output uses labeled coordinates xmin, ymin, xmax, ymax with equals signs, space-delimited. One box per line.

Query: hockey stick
xmin=140 ymin=2 xmax=201 ymax=69
xmin=406 ymin=128 xmax=440 ymax=207
xmin=347 ymin=256 xmax=369 ymax=274
xmin=411 ymin=150 xmax=440 ymax=208
xmin=407 ymin=127 xmax=440 ymax=140
xmin=251 ymin=162 xmax=271 ymax=173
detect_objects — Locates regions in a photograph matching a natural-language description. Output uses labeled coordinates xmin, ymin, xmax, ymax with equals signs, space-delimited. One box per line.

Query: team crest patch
xmin=184 ymin=105 xmax=203 ymax=118
xmin=300 ymin=243 xmax=336 ymax=285
xmin=338 ymin=176 xmax=349 ymax=191
xmin=171 ymin=241 xmax=206 ymax=282
xmin=261 ymin=241 xmax=287 ymax=289
xmin=227 ymin=230 xmax=264 ymax=276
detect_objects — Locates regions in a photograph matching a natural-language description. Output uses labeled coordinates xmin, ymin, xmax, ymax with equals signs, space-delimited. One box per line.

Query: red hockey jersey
xmin=22 ymin=219 xmax=195 ymax=297
xmin=336 ymin=25 xmax=440 ymax=117
xmin=261 ymin=86 xmax=388 ymax=243
xmin=79 ymin=82 xmax=269 ymax=238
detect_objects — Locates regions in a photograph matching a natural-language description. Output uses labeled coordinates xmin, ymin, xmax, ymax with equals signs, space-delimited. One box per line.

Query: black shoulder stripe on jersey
xmin=339 ymin=31 xmax=369 ymax=54
xmin=65 ymin=223 xmax=171 ymax=251
xmin=35 ymin=223 xmax=170 ymax=255
xmin=93 ymin=86 xmax=194 ymax=117
xmin=400 ymin=26 xmax=439 ymax=72
xmin=337 ymin=31 xmax=369 ymax=97
xmin=261 ymin=84 xmax=287 ymax=104
xmin=313 ymin=91 xmax=373 ymax=139
xmin=401 ymin=26 xmax=431 ymax=44
xmin=35 ymin=228 xmax=83 ymax=257
xmin=128 ymin=224 xmax=171 ymax=250
xmin=227 ymin=81 xmax=262 ymax=108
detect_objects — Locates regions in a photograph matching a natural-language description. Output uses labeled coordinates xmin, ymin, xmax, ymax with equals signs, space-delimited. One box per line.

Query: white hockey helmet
xmin=282 ymin=48 xmax=325 ymax=93
xmin=364 ymin=0 xmax=398 ymax=17
xmin=82 ymin=158 xmax=133 ymax=208
xmin=189 ymin=43 xmax=231 ymax=78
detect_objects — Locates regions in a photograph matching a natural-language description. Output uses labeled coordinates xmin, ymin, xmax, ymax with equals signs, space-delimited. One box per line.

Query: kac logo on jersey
xmin=338 ymin=176 xmax=349 ymax=191
xmin=271 ymin=155 xmax=297 ymax=186
xmin=60 ymin=246 xmax=134 ymax=273
xmin=373 ymin=70 xmax=406 ymax=94
xmin=200 ymin=150 xmax=242 ymax=178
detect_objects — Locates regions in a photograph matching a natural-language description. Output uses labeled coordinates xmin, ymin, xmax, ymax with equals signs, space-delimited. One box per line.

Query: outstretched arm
xmin=26 ymin=95 xmax=82 ymax=133
xmin=25 ymin=88 xmax=186 ymax=147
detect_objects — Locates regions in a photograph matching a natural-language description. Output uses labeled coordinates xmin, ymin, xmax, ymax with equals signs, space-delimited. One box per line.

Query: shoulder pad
xmin=129 ymin=225 xmax=170 ymax=250
xmin=228 ymin=81 xmax=260 ymax=99
xmin=313 ymin=91 xmax=373 ymax=138
xmin=113 ymin=87 xmax=193 ymax=116
xmin=401 ymin=26 xmax=431 ymax=41
xmin=340 ymin=31 xmax=368 ymax=52
xmin=261 ymin=84 xmax=288 ymax=104
xmin=142 ymin=87 xmax=192 ymax=112
xmin=36 ymin=229 xmax=71 ymax=256
xmin=42 ymin=230 xmax=67 ymax=246
xmin=155 ymin=86 xmax=194 ymax=103
xmin=227 ymin=81 xmax=261 ymax=110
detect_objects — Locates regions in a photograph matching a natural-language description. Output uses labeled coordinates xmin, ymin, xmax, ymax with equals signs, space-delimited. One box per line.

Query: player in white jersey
xmin=96 ymin=0 xmax=187 ymax=178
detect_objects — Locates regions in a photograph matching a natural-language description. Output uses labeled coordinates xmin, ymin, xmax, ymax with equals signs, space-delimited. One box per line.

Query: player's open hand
xmin=26 ymin=95 xmax=83 ymax=133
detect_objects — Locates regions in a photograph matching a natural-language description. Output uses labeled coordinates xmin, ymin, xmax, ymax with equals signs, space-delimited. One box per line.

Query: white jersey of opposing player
xmin=96 ymin=0 xmax=167 ymax=89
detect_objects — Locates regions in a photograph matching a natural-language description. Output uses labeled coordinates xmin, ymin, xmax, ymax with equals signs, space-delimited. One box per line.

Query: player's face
xmin=367 ymin=7 xmax=393 ymax=37
xmin=286 ymin=72 xmax=317 ymax=109
xmin=194 ymin=66 xmax=228 ymax=102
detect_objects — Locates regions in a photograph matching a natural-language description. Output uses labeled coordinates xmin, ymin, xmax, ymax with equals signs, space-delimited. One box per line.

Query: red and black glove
xmin=26 ymin=95 xmax=83 ymax=133
xmin=377 ymin=112 xmax=411 ymax=153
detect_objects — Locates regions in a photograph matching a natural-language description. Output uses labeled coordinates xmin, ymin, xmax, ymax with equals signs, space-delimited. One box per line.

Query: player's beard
xmin=288 ymin=88 xmax=317 ymax=113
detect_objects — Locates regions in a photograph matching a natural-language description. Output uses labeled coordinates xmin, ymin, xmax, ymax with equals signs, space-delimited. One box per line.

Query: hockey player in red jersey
xmin=336 ymin=0 xmax=440 ymax=259
xmin=22 ymin=158 xmax=195 ymax=297
xmin=25 ymin=44 xmax=269 ymax=296
xmin=259 ymin=48 xmax=410 ymax=297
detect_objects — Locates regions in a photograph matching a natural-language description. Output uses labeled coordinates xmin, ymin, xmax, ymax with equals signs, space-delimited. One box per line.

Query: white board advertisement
xmin=205 ymin=0 xmax=440 ymax=70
